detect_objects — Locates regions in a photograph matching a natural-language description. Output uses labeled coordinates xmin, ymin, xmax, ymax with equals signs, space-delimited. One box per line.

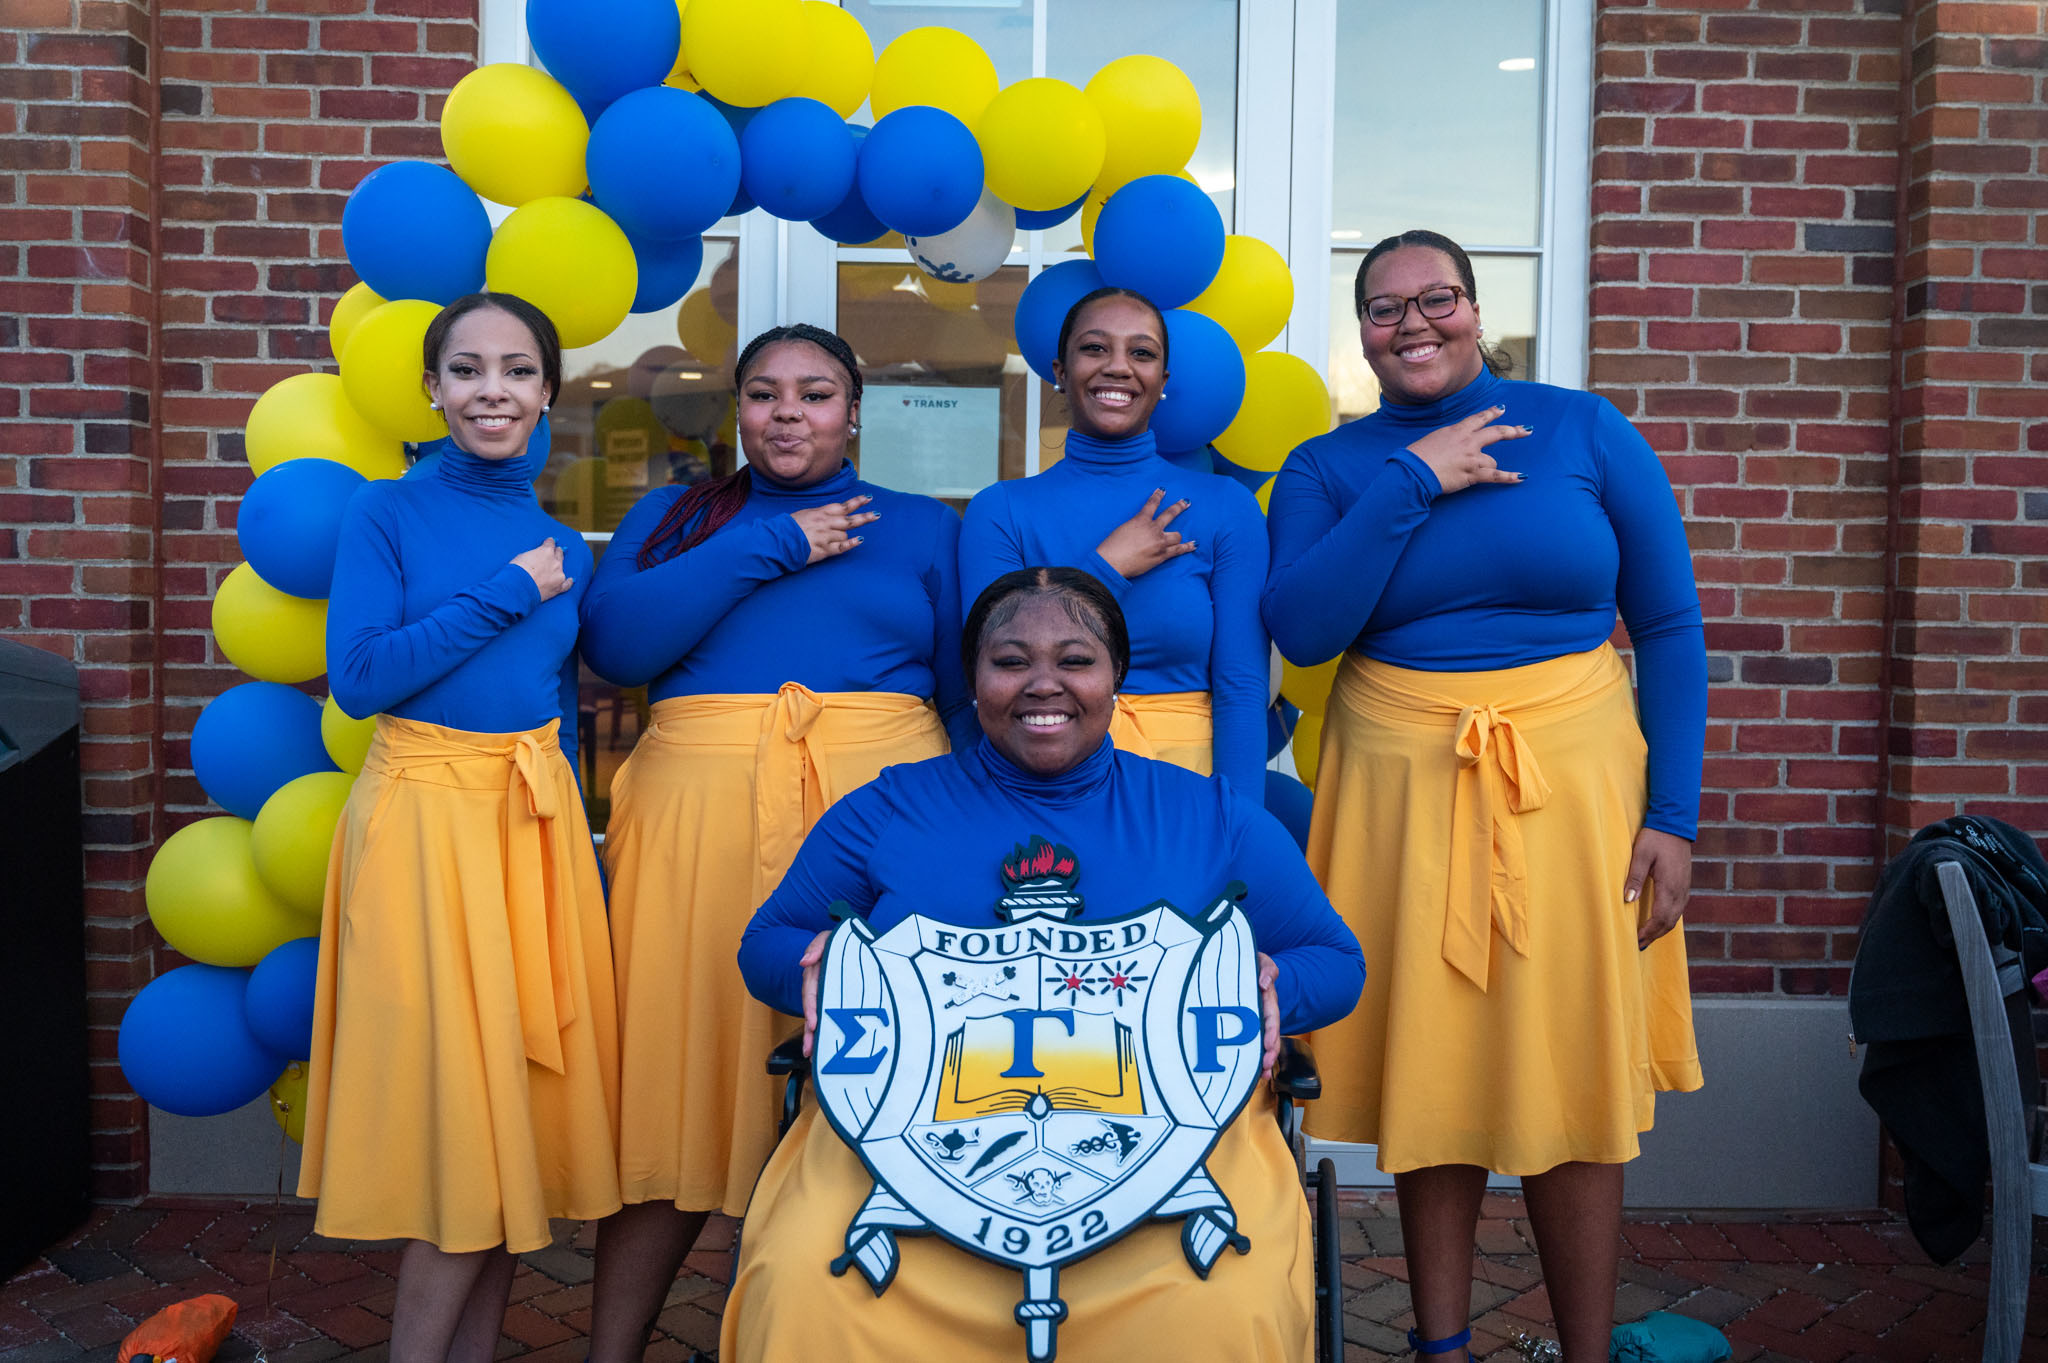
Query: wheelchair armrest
xmin=767 ymin=1034 xmax=810 ymax=1078
xmin=1272 ymin=1036 xmax=1321 ymax=1101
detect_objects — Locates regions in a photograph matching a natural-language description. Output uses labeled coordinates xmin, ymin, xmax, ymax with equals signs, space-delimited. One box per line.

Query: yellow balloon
xmin=1213 ymin=351 xmax=1331 ymax=474
xmin=791 ymin=0 xmax=874 ymax=118
xmin=664 ymin=0 xmax=701 ymax=88
xmin=870 ymin=26 xmax=997 ymax=125
xmin=213 ymin=563 xmax=327 ymax=683
xmin=1256 ymin=476 xmax=1276 ymax=514
xmin=1291 ymin=709 xmax=1325 ymax=789
xmin=321 ymin=695 xmax=377 ymax=774
xmin=441 ymin=63 xmax=589 ymax=207
xmin=252 ymin=771 xmax=354 ymax=916
xmin=675 ymin=288 xmax=737 ymax=365
xmin=1187 ymin=235 xmax=1294 ymax=354
xmin=1085 ymin=55 xmax=1202 ymax=188
xmin=977 ymin=78 xmax=1105 ymax=212
xmin=683 ymin=0 xmax=803 ymax=106
xmin=245 ymin=373 xmax=405 ymax=480
xmin=146 ymin=816 xmax=313 ymax=967
xmin=486 ymin=197 xmax=637 ymax=350
xmin=339 ymin=299 xmax=447 ymax=443
xmin=327 ymin=282 xmax=385 ymax=364
xmin=270 ymin=1061 xmax=308 ymax=1144
xmin=1280 ymin=654 xmax=1342 ymax=716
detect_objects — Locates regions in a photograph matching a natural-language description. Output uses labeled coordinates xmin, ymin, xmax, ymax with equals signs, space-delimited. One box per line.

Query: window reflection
xmin=837 ymin=262 xmax=1029 ymax=509
xmin=541 ymin=239 xmax=740 ymax=534
xmin=1331 ymin=0 xmax=1544 ymax=248
xmin=1328 ymin=252 xmax=1536 ymax=423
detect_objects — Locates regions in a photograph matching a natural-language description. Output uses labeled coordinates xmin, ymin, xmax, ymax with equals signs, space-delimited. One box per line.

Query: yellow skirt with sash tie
xmin=1107 ymin=690 xmax=1213 ymax=776
xmin=297 ymin=717 xmax=622 ymax=1252
xmin=1300 ymin=646 xmax=1703 ymax=1173
xmin=605 ymin=685 xmax=950 ymax=1216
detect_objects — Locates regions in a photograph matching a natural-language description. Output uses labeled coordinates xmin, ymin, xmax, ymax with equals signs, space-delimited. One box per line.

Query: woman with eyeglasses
xmin=1261 ymin=229 xmax=1706 ymax=1362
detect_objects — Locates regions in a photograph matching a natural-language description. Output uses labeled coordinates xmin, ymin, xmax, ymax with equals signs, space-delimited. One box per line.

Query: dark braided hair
xmin=1354 ymin=229 xmax=1513 ymax=377
xmin=962 ymin=566 xmax=1131 ymax=692
xmin=1054 ymin=286 xmax=1170 ymax=375
xmin=636 ymin=323 xmax=863 ymax=569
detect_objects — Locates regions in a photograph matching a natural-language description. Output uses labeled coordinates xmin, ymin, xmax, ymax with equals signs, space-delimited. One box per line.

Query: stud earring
xmin=1477 ymin=327 xmax=1485 ymax=338
xmin=1053 ymin=383 xmax=1063 ymax=393
xmin=542 ymin=403 xmax=550 ymax=412
xmin=849 ymin=423 xmax=860 ymax=437
xmin=428 ymin=401 xmax=440 ymax=410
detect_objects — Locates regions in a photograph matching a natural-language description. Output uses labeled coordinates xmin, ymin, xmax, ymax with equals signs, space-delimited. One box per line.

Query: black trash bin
xmin=0 ymin=639 xmax=89 ymax=1277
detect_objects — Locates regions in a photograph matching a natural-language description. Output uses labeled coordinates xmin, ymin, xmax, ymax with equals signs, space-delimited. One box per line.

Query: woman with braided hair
xmin=580 ymin=323 xmax=978 ymax=1361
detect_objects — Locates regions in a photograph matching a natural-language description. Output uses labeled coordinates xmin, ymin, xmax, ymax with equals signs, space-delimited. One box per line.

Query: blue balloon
xmin=858 ymin=106 xmax=983 ymax=239
xmin=1266 ymin=698 xmax=1300 ymax=761
xmin=190 ymin=682 xmax=337 ymax=821
xmin=120 ymin=965 xmax=290 ymax=1118
xmin=811 ymin=126 xmax=888 ymax=245
xmin=1161 ymin=444 xmax=1213 ymax=475
xmin=1013 ymin=257 xmax=1105 ymax=385
xmin=1152 ymin=310 xmax=1247 ymax=455
xmin=1264 ymin=770 xmax=1315 ymax=852
xmin=1211 ymin=445 xmax=1272 ymax=496
xmin=1015 ymin=193 xmax=1087 ymax=231
xmin=588 ymin=87 xmax=740 ymax=240
xmin=526 ymin=0 xmax=677 ymax=114
xmin=237 ymin=458 xmax=366 ymax=599
xmin=1093 ymin=175 xmax=1227 ymax=310
xmin=741 ymin=98 xmax=856 ymax=222
xmin=701 ymin=95 xmax=760 ymax=217
xmin=341 ymin=162 xmax=489 ymax=305
xmin=630 ymin=233 xmax=705 ymax=314
xmin=245 ymin=937 xmax=320 ymax=1061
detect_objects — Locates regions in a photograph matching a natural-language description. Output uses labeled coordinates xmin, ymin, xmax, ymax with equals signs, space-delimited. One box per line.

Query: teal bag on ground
xmin=1609 ymin=1311 xmax=1731 ymax=1363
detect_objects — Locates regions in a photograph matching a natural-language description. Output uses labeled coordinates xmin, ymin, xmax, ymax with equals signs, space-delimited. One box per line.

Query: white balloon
xmin=904 ymin=186 xmax=1017 ymax=284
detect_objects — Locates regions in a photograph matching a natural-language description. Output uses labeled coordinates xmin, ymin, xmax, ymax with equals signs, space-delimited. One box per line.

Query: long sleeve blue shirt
xmin=578 ymin=461 xmax=977 ymax=751
xmin=958 ymin=429 xmax=1271 ymax=798
xmin=1261 ymin=369 xmax=1706 ymax=839
xmin=739 ymin=737 xmax=1365 ymax=1036
xmin=326 ymin=440 xmax=593 ymax=773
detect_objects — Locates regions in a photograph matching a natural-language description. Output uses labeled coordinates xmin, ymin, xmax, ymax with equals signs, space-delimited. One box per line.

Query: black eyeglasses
xmin=1361 ymin=285 xmax=1467 ymax=328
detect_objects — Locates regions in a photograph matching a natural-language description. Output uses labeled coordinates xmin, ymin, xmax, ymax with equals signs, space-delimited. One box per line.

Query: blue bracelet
xmin=1408 ymin=1326 xmax=1472 ymax=1356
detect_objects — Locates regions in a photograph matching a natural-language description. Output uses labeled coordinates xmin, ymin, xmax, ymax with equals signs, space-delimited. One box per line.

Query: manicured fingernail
xmin=1639 ymin=941 xmax=1649 ymax=952
xmin=1520 ymin=424 xmax=1535 ymax=433
xmin=1624 ymin=888 xmax=1638 ymax=902
xmin=1515 ymin=472 xmax=1529 ymax=481
xmin=853 ymin=536 xmax=865 ymax=544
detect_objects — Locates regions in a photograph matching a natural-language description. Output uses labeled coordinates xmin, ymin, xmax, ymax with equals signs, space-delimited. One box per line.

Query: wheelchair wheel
xmin=1311 ymin=1156 xmax=1342 ymax=1363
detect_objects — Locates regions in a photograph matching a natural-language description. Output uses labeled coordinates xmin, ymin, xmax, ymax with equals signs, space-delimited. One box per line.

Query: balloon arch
xmin=119 ymin=0 xmax=1340 ymax=1126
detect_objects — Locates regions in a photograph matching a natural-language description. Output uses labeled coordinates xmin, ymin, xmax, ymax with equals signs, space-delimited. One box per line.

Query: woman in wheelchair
xmin=723 ymin=567 xmax=1366 ymax=1362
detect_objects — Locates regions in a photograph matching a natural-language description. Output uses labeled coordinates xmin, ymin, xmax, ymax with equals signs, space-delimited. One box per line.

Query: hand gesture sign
xmin=1095 ymin=487 xmax=1196 ymax=580
xmin=511 ymin=537 xmax=573 ymax=601
xmin=792 ymin=494 xmax=879 ymax=566
xmin=1405 ymin=405 xmax=1531 ymax=495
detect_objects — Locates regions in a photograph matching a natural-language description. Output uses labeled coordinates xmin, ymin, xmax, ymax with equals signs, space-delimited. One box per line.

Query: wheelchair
xmin=749 ymin=1033 xmax=1346 ymax=1363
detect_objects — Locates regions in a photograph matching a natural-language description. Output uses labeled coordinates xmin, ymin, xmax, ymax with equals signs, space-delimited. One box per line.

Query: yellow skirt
xmin=297 ymin=717 xmax=621 ymax=1252
xmin=1108 ymin=690 xmax=1213 ymax=776
xmin=722 ymin=1095 xmax=1311 ymax=1362
xmin=605 ymin=686 xmax=950 ymax=1215
xmin=1301 ymin=646 xmax=1703 ymax=1173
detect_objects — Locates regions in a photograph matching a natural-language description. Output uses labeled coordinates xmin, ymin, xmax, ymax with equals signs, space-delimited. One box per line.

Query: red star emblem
xmin=1108 ymin=971 xmax=1129 ymax=989
xmin=1064 ymin=973 xmax=1084 ymax=991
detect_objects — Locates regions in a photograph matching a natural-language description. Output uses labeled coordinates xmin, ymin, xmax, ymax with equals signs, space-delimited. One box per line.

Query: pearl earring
xmin=849 ymin=423 xmax=860 ymax=437
xmin=1477 ymin=327 xmax=1485 ymax=337
xmin=1053 ymin=383 xmax=1063 ymax=393
xmin=428 ymin=401 xmax=440 ymax=410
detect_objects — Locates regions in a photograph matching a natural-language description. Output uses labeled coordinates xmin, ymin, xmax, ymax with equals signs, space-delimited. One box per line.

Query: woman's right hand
xmin=511 ymin=537 xmax=573 ymax=600
xmin=792 ymin=495 xmax=879 ymax=566
xmin=1405 ymin=405 xmax=1531 ymax=495
xmin=799 ymin=929 xmax=831 ymax=1057
xmin=1095 ymin=487 xmax=1196 ymax=580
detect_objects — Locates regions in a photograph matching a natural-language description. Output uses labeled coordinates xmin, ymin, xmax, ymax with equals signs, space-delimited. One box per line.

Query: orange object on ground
xmin=117 ymin=1292 xmax=237 ymax=1363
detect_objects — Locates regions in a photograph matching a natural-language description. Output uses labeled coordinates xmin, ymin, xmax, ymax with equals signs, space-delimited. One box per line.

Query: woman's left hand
xmin=1257 ymin=952 xmax=1281 ymax=1082
xmin=799 ymin=930 xmax=831 ymax=1057
xmin=1624 ymin=828 xmax=1693 ymax=949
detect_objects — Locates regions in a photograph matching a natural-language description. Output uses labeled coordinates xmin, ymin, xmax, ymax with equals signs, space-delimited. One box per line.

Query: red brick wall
xmin=1591 ymin=0 xmax=1910 ymax=996
xmin=0 ymin=0 xmax=477 ymax=1198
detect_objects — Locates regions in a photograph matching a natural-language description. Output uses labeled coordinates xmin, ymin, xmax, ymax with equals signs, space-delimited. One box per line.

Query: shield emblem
xmin=812 ymin=836 xmax=1265 ymax=1362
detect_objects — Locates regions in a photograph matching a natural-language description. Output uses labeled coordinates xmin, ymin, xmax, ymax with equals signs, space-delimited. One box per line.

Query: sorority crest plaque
xmin=811 ymin=836 xmax=1265 ymax=1362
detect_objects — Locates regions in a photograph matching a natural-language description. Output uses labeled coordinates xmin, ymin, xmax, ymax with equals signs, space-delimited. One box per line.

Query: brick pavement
xmin=4 ymin=1195 xmax=2044 ymax=1362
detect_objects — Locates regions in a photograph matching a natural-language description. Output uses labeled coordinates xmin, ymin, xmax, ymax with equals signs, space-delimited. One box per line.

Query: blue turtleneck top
xmin=738 ymin=737 xmax=1365 ymax=1035
xmin=957 ymin=428 xmax=1271 ymax=798
xmin=1261 ymin=369 xmax=1706 ymax=839
xmin=578 ymin=461 xmax=976 ymax=750
xmin=326 ymin=437 xmax=593 ymax=770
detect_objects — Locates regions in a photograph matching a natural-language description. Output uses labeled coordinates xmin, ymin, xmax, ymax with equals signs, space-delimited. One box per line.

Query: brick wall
xmin=1591 ymin=0 xmax=1910 ymax=995
xmin=0 ymin=0 xmax=477 ymax=1198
